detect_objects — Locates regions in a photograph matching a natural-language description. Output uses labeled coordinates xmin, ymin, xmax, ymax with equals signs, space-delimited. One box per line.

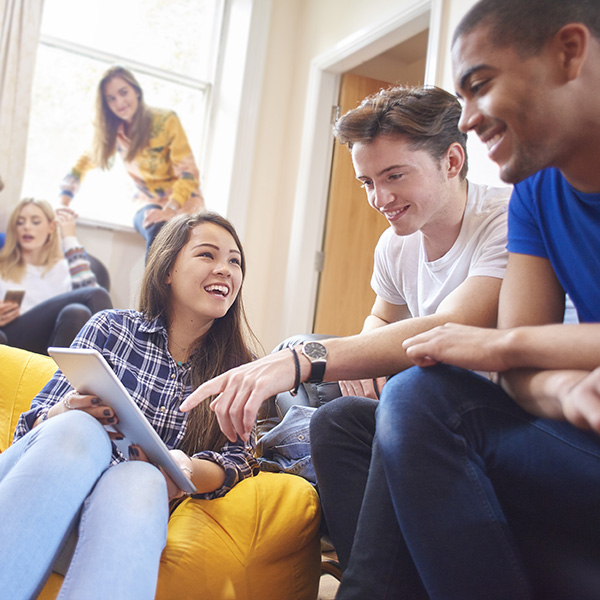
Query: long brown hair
xmin=0 ymin=198 xmax=63 ymax=282
xmin=91 ymin=65 xmax=154 ymax=168
xmin=139 ymin=212 xmax=261 ymax=455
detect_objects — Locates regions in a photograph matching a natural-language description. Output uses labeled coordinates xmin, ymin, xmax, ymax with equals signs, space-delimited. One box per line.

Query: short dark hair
xmin=453 ymin=0 xmax=600 ymax=56
xmin=334 ymin=85 xmax=468 ymax=179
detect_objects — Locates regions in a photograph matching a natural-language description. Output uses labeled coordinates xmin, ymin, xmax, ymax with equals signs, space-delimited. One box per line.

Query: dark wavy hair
xmin=334 ymin=85 xmax=468 ymax=179
xmin=139 ymin=211 xmax=260 ymax=455
xmin=453 ymin=0 xmax=600 ymax=56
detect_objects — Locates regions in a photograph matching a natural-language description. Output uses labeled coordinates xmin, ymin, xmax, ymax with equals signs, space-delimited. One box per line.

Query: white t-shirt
xmin=371 ymin=181 xmax=511 ymax=318
xmin=0 ymin=260 xmax=71 ymax=315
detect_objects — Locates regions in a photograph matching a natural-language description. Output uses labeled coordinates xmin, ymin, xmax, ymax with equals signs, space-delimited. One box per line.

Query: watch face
xmin=304 ymin=341 xmax=327 ymax=360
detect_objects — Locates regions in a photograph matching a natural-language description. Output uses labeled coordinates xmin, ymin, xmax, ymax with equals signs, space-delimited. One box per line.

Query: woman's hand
xmin=129 ymin=446 xmax=192 ymax=500
xmin=0 ymin=300 xmax=20 ymax=327
xmin=46 ymin=391 xmax=118 ymax=429
xmin=142 ymin=207 xmax=173 ymax=228
xmin=55 ymin=207 xmax=78 ymax=237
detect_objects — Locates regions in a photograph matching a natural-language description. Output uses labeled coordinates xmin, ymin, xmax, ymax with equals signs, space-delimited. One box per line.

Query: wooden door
xmin=313 ymin=73 xmax=391 ymax=336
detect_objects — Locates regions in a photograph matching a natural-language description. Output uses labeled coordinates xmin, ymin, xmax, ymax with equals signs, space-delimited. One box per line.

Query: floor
xmin=318 ymin=572 xmax=340 ymax=600
xmin=318 ymin=550 xmax=340 ymax=600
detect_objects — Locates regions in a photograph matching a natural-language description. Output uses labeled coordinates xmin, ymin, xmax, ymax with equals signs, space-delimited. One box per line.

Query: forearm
xmin=188 ymin=458 xmax=226 ymax=494
xmin=323 ymin=312 xmax=484 ymax=381
xmin=500 ymin=324 xmax=600 ymax=371
xmin=361 ymin=313 xmax=391 ymax=332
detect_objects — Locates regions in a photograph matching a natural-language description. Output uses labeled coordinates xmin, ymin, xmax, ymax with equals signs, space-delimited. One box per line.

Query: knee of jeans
xmin=87 ymin=287 xmax=112 ymax=311
xmin=107 ymin=461 xmax=168 ymax=510
xmin=310 ymin=396 xmax=377 ymax=451
xmin=45 ymin=410 xmax=112 ymax=469
xmin=59 ymin=303 xmax=92 ymax=324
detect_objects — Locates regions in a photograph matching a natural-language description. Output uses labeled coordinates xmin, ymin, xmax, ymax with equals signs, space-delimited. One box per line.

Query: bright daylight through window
xmin=22 ymin=0 xmax=223 ymax=228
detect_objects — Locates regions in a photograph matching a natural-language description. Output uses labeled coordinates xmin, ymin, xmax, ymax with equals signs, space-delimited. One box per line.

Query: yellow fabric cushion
xmin=0 ymin=345 xmax=321 ymax=599
xmin=0 ymin=344 xmax=56 ymax=451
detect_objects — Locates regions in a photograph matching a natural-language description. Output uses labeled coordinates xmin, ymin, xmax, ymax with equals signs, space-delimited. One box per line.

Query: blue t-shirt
xmin=508 ymin=167 xmax=600 ymax=323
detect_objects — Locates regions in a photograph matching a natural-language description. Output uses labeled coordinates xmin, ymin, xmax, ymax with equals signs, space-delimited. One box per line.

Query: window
xmin=22 ymin=0 xmax=224 ymax=228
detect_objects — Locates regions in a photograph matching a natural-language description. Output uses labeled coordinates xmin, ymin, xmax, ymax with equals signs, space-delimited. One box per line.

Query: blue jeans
xmin=0 ymin=286 xmax=112 ymax=355
xmin=0 ymin=410 xmax=169 ymax=600
xmin=133 ymin=204 xmax=167 ymax=258
xmin=338 ymin=364 xmax=600 ymax=600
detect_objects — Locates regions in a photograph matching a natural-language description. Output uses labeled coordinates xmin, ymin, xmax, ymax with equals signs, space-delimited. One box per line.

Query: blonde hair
xmin=0 ymin=198 xmax=63 ymax=282
xmin=91 ymin=65 xmax=154 ymax=169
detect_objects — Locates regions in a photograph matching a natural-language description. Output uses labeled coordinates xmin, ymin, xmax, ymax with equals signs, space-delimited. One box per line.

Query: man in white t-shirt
xmin=180 ymin=85 xmax=512 ymax=575
xmin=312 ymin=85 xmax=511 ymax=571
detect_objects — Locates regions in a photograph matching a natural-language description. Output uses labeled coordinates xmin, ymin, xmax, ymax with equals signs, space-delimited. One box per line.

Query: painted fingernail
xmin=91 ymin=397 xmax=100 ymax=405
xmin=103 ymin=409 xmax=111 ymax=416
xmin=107 ymin=417 xmax=115 ymax=424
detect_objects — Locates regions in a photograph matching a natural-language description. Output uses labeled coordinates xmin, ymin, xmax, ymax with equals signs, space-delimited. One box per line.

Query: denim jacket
xmin=256 ymin=405 xmax=317 ymax=484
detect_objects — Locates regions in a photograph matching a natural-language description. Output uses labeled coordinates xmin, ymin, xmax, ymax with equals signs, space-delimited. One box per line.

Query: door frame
xmin=278 ymin=0 xmax=444 ymax=336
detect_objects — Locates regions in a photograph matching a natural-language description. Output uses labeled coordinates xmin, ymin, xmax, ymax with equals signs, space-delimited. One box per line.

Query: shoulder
xmin=150 ymin=107 xmax=179 ymax=126
xmin=467 ymin=181 xmax=511 ymax=213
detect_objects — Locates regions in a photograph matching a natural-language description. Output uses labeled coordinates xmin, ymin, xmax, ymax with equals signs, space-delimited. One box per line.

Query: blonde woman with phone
xmin=0 ymin=198 xmax=112 ymax=353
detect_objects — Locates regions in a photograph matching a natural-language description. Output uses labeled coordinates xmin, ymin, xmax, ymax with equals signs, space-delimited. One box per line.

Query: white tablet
xmin=48 ymin=347 xmax=197 ymax=494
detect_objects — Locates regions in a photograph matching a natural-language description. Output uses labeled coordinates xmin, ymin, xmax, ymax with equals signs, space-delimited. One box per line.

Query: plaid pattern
xmin=14 ymin=310 xmax=259 ymax=499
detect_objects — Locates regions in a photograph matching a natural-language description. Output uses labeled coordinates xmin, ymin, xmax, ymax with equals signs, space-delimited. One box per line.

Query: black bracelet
xmin=289 ymin=347 xmax=301 ymax=396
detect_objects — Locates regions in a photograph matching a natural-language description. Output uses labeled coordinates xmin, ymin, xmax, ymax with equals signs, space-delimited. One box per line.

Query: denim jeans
xmin=0 ymin=286 xmax=112 ymax=355
xmin=339 ymin=364 xmax=600 ymax=600
xmin=310 ymin=396 xmax=378 ymax=569
xmin=0 ymin=410 xmax=169 ymax=600
xmin=133 ymin=204 xmax=167 ymax=258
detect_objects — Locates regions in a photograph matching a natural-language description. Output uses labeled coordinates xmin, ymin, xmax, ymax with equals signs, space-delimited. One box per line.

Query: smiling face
xmin=452 ymin=25 xmax=566 ymax=184
xmin=103 ymin=76 xmax=140 ymax=124
xmin=351 ymin=134 xmax=458 ymax=238
xmin=16 ymin=203 xmax=56 ymax=262
xmin=166 ymin=222 xmax=243 ymax=335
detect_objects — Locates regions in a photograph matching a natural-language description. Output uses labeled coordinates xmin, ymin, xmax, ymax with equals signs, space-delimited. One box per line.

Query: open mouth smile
xmin=383 ymin=205 xmax=409 ymax=221
xmin=205 ymin=284 xmax=230 ymax=298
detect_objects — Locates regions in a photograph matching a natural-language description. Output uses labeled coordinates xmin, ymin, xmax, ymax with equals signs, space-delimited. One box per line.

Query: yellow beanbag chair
xmin=0 ymin=345 xmax=321 ymax=600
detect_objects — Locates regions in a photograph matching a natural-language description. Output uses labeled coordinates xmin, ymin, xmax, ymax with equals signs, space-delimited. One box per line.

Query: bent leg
xmin=59 ymin=461 xmax=169 ymax=600
xmin=2 ymin=286 xmax=112 ymax=354
xmin=377 ymin=364 xmax=600 ymax=600
xmin=310 ymin=396 xmax=377 ymax=568
xmin=133 ymin=204 xmax=166 ymax=258
xmin=0 ymin=411 xmax=112 ymax=600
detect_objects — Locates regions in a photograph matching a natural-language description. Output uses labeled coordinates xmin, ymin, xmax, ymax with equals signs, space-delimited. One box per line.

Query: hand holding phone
xmin=4 ymin=290 xmax=25 ymax=306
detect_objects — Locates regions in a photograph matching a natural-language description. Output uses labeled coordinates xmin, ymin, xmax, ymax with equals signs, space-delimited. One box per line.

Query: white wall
xmin=4 ymin=0 xmax=507 ymax=351
xmin=240 ymin=0 xmax=507 ymax=351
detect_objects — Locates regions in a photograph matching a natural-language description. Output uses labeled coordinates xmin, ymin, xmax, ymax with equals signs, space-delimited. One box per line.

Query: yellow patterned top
xmin=61 ymin=108 xmax=202 ymax=211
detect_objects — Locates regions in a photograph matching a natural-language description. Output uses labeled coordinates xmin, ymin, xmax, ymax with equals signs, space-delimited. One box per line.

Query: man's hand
xmin=339 ymin=377 xmax=386 ymax=399
xmin=403 ymin=323 xmax=513 ymax=372
xmin=559 ymin=367 xmax=600 ymax=433
xmin=180 ymin=349 xmax=299 ymax=442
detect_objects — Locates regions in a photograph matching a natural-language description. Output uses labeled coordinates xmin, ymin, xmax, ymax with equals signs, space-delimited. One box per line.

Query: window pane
xmin=40 ymin=0 xmax=223 ymax=80
xmin=22 ymin=44 xmax=207 ymax=228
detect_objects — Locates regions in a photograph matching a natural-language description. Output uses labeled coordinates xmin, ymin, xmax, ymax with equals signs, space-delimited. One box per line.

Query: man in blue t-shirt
xmin=363 ymin=1 xmax=600 ymax=599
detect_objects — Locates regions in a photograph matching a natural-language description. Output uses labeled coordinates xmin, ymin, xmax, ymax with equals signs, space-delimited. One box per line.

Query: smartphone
xmin=4 ymin=290 xmax=25 ymax=306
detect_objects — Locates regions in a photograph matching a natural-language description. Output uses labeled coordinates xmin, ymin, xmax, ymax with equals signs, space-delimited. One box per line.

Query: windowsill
xmin=76 ymin=216 xmax=137 ymax=234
